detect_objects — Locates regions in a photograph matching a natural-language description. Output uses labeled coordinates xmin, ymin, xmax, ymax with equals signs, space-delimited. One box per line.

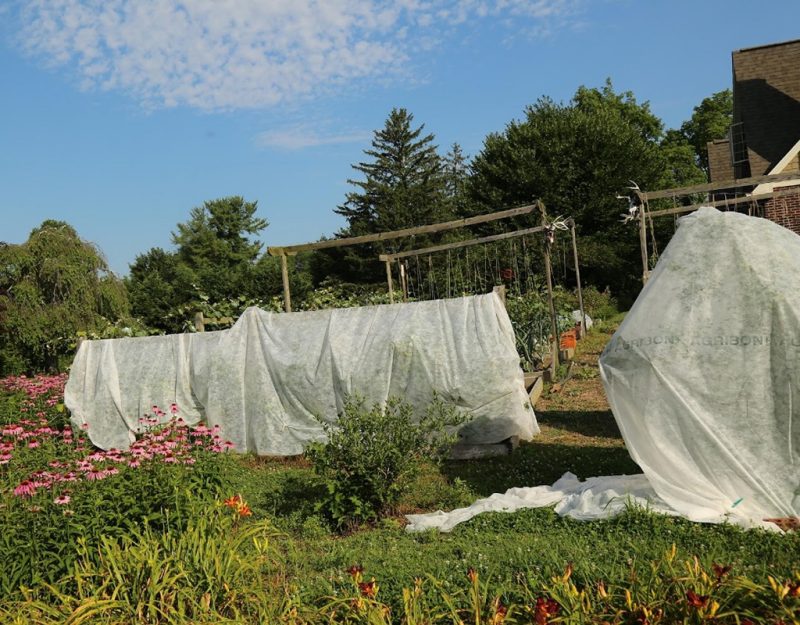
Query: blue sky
xmin=2 ymin=0 xmax=799 ymax=276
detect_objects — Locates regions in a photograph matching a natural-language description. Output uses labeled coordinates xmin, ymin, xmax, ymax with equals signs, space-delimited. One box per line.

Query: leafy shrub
xmin=577 ymin=284 xmax=619 ymax=321
xmin=306 ymin=396 xmax=465 ymax=529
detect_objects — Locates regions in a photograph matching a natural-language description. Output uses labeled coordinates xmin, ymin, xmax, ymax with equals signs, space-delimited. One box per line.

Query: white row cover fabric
xmin=600 ymin=207 xmax=800 ymax=526
xmin=405 ymin=472 xmax=778 ymax=532
xmin=66 ymin=293 xmax=538 ymax=455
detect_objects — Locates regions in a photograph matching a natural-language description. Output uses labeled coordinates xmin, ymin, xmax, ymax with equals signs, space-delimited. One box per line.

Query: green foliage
xmin=679 ymin=89 xmax=733 ymax=173
xmin=172 ymin=196 xmax=268 ymax=301
xmin=294 ymin=280 xmax=394 ymax=311
xmin=306 ymin=396 xmax=466 ymax=529
xmin=505 ymin=288 xmax=574 ymax=371
xmin=125 ymin=247 xmax=191 ymax=332
xmin=576 ymin=285 xmax=619 ymax=321
xmin=1 ymin=504 xmax=289 ymax=624
xmin=126 ymin=197 xmax=272 ymax=332
xmin=467 ymin=80 xmax=702 ymax=300
xmin=0 ymin=221 xmax=130 ymax=374
xmin=63 ymin=505 xmax=283 ymax=623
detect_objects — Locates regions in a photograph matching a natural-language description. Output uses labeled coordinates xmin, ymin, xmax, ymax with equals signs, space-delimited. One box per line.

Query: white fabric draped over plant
xmin=65 ymin=293 xmax=538 ymax=455
xmin=600 ymin=207 xmax=800 ymax=525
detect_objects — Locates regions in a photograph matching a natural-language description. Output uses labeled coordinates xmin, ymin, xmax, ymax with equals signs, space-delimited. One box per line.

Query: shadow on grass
xmin=535 ymin=409 xmax=625 ymax=439
xmin=444 ymin=440 xmax=640 ymax=498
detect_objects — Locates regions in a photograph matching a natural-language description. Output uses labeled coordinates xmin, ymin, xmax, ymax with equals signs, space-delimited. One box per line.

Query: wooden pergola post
xmin=280 ymin=252 xmax=292 ymax=312
xmin=638 ymin=206 xmax=650 ymax=285
xmin=538 ymin=202 xmax=559 ymax=379
xmin=569 ymin=219 xmax=587 ymax=338
xmin=385 ymin=260 xmax=394 ymax=303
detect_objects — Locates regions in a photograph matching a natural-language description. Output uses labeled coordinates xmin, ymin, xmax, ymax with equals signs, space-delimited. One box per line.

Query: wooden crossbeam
xmin=267 ymin=203 xmax=539 ymax=256
xmin=378 ymin=224 xmax=547 ymax=262
xmin=645 ymin=190 xmax=781 ymax=218
xmin=640 ymin=172 xmax=800 ymax=201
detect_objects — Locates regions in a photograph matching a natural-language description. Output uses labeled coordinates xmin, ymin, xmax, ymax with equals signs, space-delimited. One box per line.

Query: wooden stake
xmin=569 ymin=221 xmax=587 ymax=338
xmin=638 ymin=206 xmax=650 ymax=285
xmin=194 ymin=312 xmax=205 ymax=332
xmin=280 ymin=253 xmax=292 ymax=312
xmin=385 ymin=260 xmax=394 ymax=303
xmin=544 ymin=235 xmax=560 ymax=380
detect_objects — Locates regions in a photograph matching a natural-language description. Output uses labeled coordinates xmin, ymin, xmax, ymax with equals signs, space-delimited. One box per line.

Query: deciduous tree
xmin=0 ymin=221 xmax=129 ymax=373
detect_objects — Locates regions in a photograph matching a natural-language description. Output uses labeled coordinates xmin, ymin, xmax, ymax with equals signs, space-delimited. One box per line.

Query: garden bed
xmin=0 ymin=318 xmax=798 ymax=624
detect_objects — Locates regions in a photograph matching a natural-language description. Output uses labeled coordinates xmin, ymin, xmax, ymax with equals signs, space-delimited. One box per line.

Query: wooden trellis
xmin=378 ymin=204 xmax=587 ymax=378
xmin=267 ymin=203 xmax=540 ymax=312
xmin=633 ymin=171 xmax=800 ymax=283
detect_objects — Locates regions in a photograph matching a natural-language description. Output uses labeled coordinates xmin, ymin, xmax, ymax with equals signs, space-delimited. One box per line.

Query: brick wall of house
xmin=733 ymin=40 xmax=800 ymax=175
xmin=763 ymin=185 xmax=800 ymax=235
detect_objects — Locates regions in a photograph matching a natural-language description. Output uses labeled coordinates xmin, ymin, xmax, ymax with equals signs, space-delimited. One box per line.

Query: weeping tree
xmin=0 ymin=221 xmax=129 ymax=374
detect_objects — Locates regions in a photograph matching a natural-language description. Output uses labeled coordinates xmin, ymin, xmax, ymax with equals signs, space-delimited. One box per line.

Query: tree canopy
xmin=679 ymin=89 xmax=733 ymax=173
xmin=126 ymin=196 xmax=269 ymax=331
xmin=467 ymin=81 xmax=703 ymax=297
xmin=0 ymin=221 xmax=129 ymax=374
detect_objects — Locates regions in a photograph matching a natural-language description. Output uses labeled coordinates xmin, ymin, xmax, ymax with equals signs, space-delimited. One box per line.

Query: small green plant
xmin=306 ymin=396 xmax=466 ymax=529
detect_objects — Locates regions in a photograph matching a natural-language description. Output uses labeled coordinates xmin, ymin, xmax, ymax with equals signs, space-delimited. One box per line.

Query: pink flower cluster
xmin=1 ymin=385 xmax=234 ymax=502
xmin=0 ymin=374 xmax=67 ymax=403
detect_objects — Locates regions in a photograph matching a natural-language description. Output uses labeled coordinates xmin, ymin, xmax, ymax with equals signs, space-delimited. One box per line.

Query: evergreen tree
xmin=333 ymin=109 xmax=451 ymax=280
xmin=127 ymin=196 xmax=269 ymax=331
xmin=443 ymin=142 xmax=473 ymax=217
xmin=172 ymin=196 xmax=268 ymax=302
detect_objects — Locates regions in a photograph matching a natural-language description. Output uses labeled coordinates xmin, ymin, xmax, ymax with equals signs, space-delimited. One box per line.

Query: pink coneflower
xmin=27 ymin=440 xmax=40 ymax=449
xmin=14 ymin=480 xmax=44 ymax=497
xmin=0 ymin=453 xmax=12 ymax=465
xmin=80 ymin=423 xmax=89 ymax=431
xmin=170 ymin=403 xmax=179 ymax=415
xmin=54 ymin=494 xmax=71 ymax=505
xmin=85 ymin=467 xmax=104 ymax=480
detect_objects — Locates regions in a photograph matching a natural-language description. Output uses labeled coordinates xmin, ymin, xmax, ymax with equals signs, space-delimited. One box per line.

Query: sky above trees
xmin=2 ymin=0 xmax=799 ymax=275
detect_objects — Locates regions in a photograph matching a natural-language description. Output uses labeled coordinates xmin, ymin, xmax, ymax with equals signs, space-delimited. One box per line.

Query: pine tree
xmin=443 ymin=142 xmax=472 ymax=217
xmin=333 ymin=108 xmax=450 ymax=281
xmin=336 ymin=108 xmax=448 ymax=233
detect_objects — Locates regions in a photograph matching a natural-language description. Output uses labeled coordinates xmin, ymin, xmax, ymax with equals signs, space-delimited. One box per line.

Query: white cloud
xmin=256 ymin=125 xmax=371 ymax=150
xmin=12 ymin=0 xmax=580 ymax=111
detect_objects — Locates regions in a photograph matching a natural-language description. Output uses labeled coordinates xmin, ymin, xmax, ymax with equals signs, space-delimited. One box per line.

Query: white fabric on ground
xmin=405 ymin=472 xmax=778 ymax=532
xmin=66 ymin=293 xmax=538 ymax=455
xmin=600 ymin=207 xmax=800 ymax=525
